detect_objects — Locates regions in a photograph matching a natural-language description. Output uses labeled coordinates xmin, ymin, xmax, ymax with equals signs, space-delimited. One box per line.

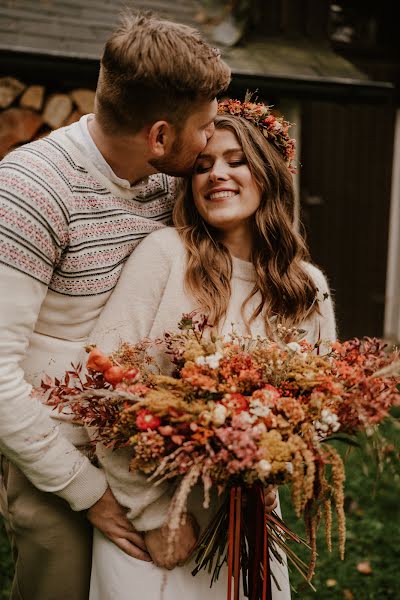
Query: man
xmin=0 ymin=11 xmax=231 ymax=599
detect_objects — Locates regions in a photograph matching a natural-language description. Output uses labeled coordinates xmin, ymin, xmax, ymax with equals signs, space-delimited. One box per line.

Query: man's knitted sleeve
xmin=0 ymin=148 xmax=108 ymax=511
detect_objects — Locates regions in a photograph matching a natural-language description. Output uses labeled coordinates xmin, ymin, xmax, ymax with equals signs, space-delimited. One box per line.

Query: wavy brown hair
xmin=173 ymin=113 xmax=319 ymax=334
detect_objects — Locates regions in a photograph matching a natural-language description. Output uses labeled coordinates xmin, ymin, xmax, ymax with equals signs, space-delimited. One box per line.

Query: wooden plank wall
xmin=300 ymin=98 xmax=395 ymax=339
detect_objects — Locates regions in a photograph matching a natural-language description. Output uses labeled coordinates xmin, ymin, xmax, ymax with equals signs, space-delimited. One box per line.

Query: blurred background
xmin=0 ymin=1 xmax=399 ymax=598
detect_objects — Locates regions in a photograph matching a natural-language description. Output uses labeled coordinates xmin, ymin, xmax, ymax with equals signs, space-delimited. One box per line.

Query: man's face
xmin=149 ymin=99 xmax=217 ymax=176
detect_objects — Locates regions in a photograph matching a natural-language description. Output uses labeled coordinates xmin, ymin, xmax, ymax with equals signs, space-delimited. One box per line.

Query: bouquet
xmin=43 ymin=314 xmax=400 ymax=599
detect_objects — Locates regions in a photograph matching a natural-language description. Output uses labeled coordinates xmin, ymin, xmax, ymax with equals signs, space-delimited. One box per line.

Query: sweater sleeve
xmin=88 ymin=229 xmax=178 ymax=530
xmin=0 ymin=150 xmax=108 ymax=510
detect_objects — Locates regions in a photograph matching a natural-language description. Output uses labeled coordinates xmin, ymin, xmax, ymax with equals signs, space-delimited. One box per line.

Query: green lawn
xmin=1 ymin=421 xmax=399 ymax=599
xmin=279 ymin=418 xmax=400 ymax=599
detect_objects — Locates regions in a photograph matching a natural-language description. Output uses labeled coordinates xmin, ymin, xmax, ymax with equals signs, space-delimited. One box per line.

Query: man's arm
xmin=0 ymin=264 xmax=110 ymax=506
xmin=0 ymin=151 xmax=146 ymax=557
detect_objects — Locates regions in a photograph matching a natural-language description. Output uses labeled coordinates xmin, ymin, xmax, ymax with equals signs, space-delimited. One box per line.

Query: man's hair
xmin=96 ymin=11 xmax=231 ymax=135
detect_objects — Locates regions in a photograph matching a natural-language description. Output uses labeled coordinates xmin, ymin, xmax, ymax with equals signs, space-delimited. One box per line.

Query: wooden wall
xmin=300 ymin=98 xmax=395 ymax=339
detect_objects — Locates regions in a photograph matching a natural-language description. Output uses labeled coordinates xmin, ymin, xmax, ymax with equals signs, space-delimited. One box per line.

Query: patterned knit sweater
xmin=0 ymin=123 xmax=176 ymax=511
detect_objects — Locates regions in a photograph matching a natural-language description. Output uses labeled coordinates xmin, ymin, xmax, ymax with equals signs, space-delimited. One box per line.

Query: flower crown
xmin=217 ymin=93 xmax=297 ymax=173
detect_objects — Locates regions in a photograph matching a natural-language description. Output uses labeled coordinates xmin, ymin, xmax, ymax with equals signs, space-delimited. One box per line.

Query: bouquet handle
xmin=227 ymin=484 xmax=271 ymax=600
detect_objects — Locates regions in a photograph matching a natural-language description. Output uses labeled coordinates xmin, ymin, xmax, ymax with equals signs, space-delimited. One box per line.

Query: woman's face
xmin=191 ymin=128 xmax=261 ymax=233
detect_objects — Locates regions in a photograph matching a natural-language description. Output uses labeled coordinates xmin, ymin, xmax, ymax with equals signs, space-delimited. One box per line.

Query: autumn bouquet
xmin=44 ymin=315 xmax=400 ymax=599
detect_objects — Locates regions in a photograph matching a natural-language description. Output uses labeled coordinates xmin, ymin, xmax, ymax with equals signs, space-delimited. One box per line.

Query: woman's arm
xmin=87 ymin=229 xmax=178 ymax=530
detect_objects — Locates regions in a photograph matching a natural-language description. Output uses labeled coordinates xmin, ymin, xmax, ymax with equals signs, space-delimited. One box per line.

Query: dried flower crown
xmin=217 ymin=93 xmax=297 ymax=173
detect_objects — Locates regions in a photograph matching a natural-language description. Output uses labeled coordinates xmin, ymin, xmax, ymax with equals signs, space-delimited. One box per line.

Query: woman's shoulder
xmin=301 ymin=261 xmax=331 ymax=293
xmin=134 ymin=227 xmax=183 ymax=257
xmin=142 ymin=226 xmax=181 ymax=244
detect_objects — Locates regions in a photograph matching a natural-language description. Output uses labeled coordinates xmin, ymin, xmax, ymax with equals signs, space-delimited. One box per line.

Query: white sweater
xmin=89 ymin=227 xmax=337 ymax=531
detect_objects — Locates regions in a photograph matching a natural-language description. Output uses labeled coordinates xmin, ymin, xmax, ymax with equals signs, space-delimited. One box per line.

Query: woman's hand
xmin=264 ymin=484 xmax=278 ymax=513
xmin=144 ymin=513 xmax=199 ymax=570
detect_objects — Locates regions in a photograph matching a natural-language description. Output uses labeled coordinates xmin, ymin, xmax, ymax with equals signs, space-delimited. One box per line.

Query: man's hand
xmin=87 ymin=487 xmax=151 ymax=561
xmin=264 ymin=485 xmax=278 ymax=513
xmin=144 ymin=513 xmax=199 ymax=570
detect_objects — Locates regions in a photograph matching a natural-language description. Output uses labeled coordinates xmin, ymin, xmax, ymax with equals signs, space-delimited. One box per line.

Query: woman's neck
xmin=219 ymin=226 xmax=253 ymax=261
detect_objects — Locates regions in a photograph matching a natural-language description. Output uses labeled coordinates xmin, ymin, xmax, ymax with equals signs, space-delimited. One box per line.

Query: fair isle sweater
xmin=0 ymin=119 xmax=176 ymax=511
xmin=88 ymin=227 xmax=337 ymax=531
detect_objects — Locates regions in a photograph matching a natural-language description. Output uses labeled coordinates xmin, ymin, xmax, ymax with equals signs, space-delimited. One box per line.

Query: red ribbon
xmin=227 ymin=484 xmax=271 ymax=600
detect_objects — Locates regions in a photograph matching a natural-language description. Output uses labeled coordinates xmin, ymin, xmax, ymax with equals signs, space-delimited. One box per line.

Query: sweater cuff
xmin=130 ymin=493 xmax=171 ymax=531
xmin=55 ymin=460 xmax=108 ymax=511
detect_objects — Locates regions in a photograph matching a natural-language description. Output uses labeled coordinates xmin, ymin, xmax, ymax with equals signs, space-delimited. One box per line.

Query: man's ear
xmin=147 ymin=121 xmax=174 ymax=158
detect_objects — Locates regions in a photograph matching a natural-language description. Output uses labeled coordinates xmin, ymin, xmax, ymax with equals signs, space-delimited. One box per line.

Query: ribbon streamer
xmin=227 ymin=484 xmax=271 ymax=600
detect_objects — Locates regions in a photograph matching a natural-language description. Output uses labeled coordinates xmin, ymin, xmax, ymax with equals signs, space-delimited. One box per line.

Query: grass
xmin=1 ymin=421 xmax=399 ymax=599
xmin=279 ymin=417 xmax=400 ymax=599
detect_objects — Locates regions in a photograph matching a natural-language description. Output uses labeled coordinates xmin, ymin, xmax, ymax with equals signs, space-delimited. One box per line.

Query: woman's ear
xmin=147 ymin=121 xmax=174 ymax=158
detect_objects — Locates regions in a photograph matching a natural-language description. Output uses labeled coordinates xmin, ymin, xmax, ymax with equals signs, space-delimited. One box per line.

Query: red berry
xmin=103 ymin=366 xmax=124 ymax=386
xmin=86 ymin=348 xmax=112 ymax=373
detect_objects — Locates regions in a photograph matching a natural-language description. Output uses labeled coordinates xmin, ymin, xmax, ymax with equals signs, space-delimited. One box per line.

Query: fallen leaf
xmin=356 ymin=560 xmax=372 ymax=574
xmin=343 ymin=590 xmax=354 ymax=600
xmin=326 ymin=578 xmax=337 ymax=587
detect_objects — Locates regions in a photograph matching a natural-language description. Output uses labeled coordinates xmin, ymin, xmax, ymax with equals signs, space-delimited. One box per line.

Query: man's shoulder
xmin=1 ymin=130 xmax=77 ymax=178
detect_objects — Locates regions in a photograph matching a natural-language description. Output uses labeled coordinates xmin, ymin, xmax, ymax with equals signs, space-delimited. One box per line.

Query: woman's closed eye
xmin=194 ymin=160 xmax=246 ymax=174
xmin=228 ymin=160 xmax=246 ymax=167
xmin=194 ymin=163 xmax=212 ymax=174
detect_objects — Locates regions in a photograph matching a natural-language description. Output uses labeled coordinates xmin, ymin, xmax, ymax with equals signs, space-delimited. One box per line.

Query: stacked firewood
xmin=0 ymin=76 xmax=95 ymax=159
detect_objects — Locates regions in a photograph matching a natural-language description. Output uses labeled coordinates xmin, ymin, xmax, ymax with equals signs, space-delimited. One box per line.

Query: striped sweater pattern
xmin=0 ymin=130 xmax=176 ymax=296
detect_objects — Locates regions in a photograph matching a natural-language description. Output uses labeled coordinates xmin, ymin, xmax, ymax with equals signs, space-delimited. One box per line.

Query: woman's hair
xmin=96 ymin=11 xmax=231 ymax=135
xmin=172 ymin=113 xmax=319 ymax=335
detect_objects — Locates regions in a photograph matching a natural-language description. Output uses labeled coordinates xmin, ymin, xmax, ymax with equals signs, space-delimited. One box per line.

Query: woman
xmin=88 ymin=99 xmax=336 ymax=599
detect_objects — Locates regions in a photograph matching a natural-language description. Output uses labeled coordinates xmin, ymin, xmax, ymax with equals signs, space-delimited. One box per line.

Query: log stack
xmin=0 ymin=77 xmax=95 ymax=159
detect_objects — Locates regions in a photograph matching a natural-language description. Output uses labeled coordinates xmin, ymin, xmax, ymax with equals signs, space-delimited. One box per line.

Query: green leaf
xmin=323 ymin=435 xmax=361 ymax=447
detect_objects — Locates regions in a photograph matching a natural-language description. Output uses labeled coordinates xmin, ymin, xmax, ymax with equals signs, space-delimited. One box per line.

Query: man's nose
xmin=205 ymin=122 xmax=215 ymax=140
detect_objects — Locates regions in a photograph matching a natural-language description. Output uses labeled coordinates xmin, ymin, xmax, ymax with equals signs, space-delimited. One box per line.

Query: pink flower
xmin=159 ymin=425 xmax=173 ymax=436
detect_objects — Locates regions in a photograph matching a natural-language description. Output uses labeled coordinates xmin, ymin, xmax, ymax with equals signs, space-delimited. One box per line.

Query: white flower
xmin=252 ymin=422 xmax=267 ymax=436
xmin=287 ymin=341 xmax=301 ymax=352
xmin=206 ymin=351 xmax=223 ymax=369
xmin=314 ymin=409 xmax=341 ymax=436
xmin=249 ymin=399 xmax=271 ymax=418
xmin=285 ymin=462 xmax=293 ymax=475
xmin=195 ymin=351 xmax=223 ymax=369
xmin=211 ymin=404 xmax=227 ymax=426
xmin=237 ymin=411 xmax=256 ymax=426
xmin=256 ymin=459 xmax=272 ymax=477
xmin=273 ymin=121 xmax=283 ymax=132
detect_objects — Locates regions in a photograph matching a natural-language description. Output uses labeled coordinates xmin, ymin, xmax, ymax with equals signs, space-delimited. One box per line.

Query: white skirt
xmin=90 ymin=524 xmax=291 ymax=600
